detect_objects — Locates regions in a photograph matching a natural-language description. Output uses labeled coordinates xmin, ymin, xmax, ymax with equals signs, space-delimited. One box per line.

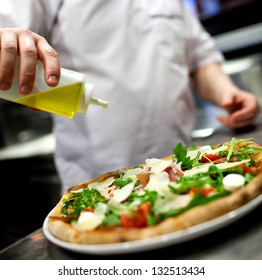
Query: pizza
xmin=47 ymin=137 xmax=262 ymax=245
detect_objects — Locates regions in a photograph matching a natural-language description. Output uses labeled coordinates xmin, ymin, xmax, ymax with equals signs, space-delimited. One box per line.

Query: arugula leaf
xmin=226 ymin=137 xmax=236 ymax=161
xmin=173 ymin=142 xmax=200 ymax=170
xmin=208 ymin=165 xmax=224 ymax=192
xmin=169 ymin=165 xmax=224 ymax=194
xmin=61 ymin=188 xmax=108 ymax=217
xmin=226 ymin=137 xmax=255 ymax=161
xmin=245 ymin=173 xmax=257 ymax=184
xmin=126 ymin=190 xmax=159 ymax=206
xmin=242 ymin=146 xmax=262 ymax=155
xmin=147 ymin=213 xmax=158 ymax=226
xmin=114 ymin=174 xmax=133 ymax=188
xmin=189 ymin=144 xmax=197 ymax=150
xmin=101 ymin=212 xmax=120 ymax=227
xmin=169 ymin=175 xmax=211 ymax=194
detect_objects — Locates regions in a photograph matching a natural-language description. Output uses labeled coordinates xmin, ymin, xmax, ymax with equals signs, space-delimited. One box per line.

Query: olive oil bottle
xmin=0 ymin=59 xmax=108 ymax=118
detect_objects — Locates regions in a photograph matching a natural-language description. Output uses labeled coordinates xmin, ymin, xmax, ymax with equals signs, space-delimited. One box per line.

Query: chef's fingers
xmin=216 ymin=113 xmax=259 ymax=128
xmin=0 ymin=28 xmax=60 ymax=94
xmin=17 ymin=30 xmax=39 ymax=94
xmin=36 ymin=35 xmax=60 ymax=87
xmin=18 ymin=30 xmax=60 ymax=94
xmin=0 ymin=29 xmax=18 ymax=90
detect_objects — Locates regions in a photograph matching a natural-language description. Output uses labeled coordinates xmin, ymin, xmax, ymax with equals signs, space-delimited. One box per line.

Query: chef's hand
xmin=0 ymin=28 xmax=60 ymax=94
xmin=216 ymin=89 xmax=260 ymax=128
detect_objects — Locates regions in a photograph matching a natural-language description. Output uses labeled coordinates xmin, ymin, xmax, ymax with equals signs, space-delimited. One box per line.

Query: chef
xmin=0 ymin=0 xmax=259 ymax=193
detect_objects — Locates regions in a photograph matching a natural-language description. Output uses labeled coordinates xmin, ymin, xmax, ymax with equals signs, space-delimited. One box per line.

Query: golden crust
xmin=48 ymin=141 xmax=262 ymax=245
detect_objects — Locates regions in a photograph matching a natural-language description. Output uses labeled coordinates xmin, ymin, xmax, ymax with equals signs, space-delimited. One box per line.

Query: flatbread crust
xmin=48 ymin=140 xmax=262 ymax=245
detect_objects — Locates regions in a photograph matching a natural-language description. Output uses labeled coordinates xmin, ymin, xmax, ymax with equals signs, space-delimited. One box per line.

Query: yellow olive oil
xmin=16 ymin=82 xmax=83 ymax=118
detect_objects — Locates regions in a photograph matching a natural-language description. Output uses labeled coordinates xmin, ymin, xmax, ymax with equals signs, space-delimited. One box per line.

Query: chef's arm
xmin=191 ymin=62 xmax=260 ymax=128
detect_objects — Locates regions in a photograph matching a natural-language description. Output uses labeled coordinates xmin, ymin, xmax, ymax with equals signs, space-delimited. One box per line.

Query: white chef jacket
xmin=1 ymin=0 xmax=223 ymax=193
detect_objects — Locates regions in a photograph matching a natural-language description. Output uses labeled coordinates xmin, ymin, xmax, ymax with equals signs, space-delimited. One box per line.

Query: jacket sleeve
xmin=182 ymin=3 xmax=224 ymax=73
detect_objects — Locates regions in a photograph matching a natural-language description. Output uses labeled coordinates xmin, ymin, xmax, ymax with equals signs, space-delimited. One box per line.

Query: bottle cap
xmin=78 ymin=83 xmax=108 ymax=114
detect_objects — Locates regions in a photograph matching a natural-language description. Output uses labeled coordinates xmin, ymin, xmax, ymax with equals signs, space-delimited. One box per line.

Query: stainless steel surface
xmin=1 ymin=119 xmax=262 ymax=260
xmin=222 ymin=53 xmax=262 ymax=105
xmin=0 ymin=101 xmax=53 ymax=149
xmin=191 ymin=128 xmax=215 ymax=138
xmin=214 ymin=23 xmax=262 ymax=54
xmin=0 ymin=133 xmax=55 ymax=160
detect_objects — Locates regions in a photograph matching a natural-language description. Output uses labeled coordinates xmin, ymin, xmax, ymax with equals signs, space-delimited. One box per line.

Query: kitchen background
xmin=0 ymin=0 xmax=261 ymax=249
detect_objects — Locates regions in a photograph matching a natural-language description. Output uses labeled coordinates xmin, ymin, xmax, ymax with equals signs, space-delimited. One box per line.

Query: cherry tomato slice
xmin=201 ymin=154 xmax=221 ymax=163
xmin=120 ymin=202 xmax=151 ymax=228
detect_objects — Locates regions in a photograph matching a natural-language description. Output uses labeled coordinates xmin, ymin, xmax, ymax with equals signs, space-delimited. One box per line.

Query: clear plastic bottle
xmin=0 ymin=59 xmax=108 ymax=118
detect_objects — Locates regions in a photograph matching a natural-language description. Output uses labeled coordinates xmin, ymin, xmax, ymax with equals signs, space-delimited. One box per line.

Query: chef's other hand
xmin=216 ymin=90 xmax=260 ymax=128
xmin=0 ymin=28 xmax=60 ymax=94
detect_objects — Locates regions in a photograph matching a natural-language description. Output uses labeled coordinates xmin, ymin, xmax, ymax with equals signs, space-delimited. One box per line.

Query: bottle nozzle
xmin=90 ymin=96 xmax=108 ymax=108
xmin=78 ymin=83 xmax=108 ymax=114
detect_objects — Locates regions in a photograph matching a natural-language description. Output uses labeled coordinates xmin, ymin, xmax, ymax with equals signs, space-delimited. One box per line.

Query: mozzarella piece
xmin=73 ymin=203 xmax=107 ymax=231
xmin=223 ymin=173 xmax=245 ymax=192
xmin=145 ymin=158 xmax=172 ymax=173
xmin=155 ymin=194 xmax=192 ymax=214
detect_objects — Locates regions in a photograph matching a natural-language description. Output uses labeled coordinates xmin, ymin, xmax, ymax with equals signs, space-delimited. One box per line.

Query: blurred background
xmin=0 ymin=0 xmax=261 ymax=249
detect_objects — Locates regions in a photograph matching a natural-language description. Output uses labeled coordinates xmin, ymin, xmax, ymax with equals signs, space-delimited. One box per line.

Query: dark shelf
xmin=200 ymin=1 xmax=262 ymax=36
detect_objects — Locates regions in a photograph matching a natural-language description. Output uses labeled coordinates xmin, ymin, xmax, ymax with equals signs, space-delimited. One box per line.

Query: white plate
xmin=43 ymin=194 xmax=262 ymax=255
